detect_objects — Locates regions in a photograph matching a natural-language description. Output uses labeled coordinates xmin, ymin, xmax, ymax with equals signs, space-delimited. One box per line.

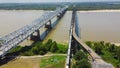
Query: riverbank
xmin=79 ymin=9 xmax=120 ymax=12
xmin=111 ymin=42 xmax=120 ymax=46
xmin=0 ymin=39 xmax=67 ymax=68
xmin=0 ymin=9 xmax=120 ymax=12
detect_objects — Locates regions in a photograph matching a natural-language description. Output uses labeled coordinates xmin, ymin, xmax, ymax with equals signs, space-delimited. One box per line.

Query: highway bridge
xmin=0 ymin=6 xmax=68 ymax=58
xmin=66 ymin=9 xmax=113 ymax=68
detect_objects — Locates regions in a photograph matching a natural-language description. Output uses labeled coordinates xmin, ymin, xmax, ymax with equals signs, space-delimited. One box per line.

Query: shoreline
xmin=0 ymin=9 xmax=120 ymax=12
xmin=84 ymin=40 xmax=120 ymax=46
xmin=111 ymin=42 xmax=120 ymax=46
xmin=78 ymin=9 xmax=120 ymax=12
xmin=0 ymin=10 xmax=44 ymax=12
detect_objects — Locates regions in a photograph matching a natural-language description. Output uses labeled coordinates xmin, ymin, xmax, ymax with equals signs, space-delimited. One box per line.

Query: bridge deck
xmin=73 ymin=26 xmax=101 ymax=60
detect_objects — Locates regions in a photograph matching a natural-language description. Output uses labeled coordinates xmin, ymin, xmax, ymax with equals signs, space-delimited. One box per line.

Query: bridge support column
xmin=57 ymin=10 xmax=66 ymax=19
xmin=57 ymin=13 xmax=61 ymax=19
xmin=57 ymin=13 xmax=63 ymax=19
xmin=45 ymin=20 xmax=52 ymax=29
xmin=30 ymin=29 xmax=41 ymax=41
xmin=71 ymin=36 xmax=80 ymax=55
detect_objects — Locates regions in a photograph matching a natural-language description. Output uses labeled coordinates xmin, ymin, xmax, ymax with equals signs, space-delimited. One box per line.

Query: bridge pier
xmin=57 ymin=13 xmax=62 ymax=19
xmin=30 ymin=29 xmax=41 ymax=41
xmin=45 ymin=20 xmax=52 ymax=29
xmin=57 ymin=10 xmax=66 ymax=19
xmin=71 ymin=36 xmax=80 ymax=55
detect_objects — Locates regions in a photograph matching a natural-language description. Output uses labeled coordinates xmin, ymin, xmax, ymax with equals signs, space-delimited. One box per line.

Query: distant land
xmin=0 ymin=2 xmax=120 ymax=10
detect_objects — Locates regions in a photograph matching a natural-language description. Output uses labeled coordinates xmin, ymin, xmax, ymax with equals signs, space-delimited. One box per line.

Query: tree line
xmin=72 ymin=50 xmax=91 ymax=68
xmin=7 ymin=39 xmax=68 ymax=56
xmin=85 ymin=41 xmax=120 ymax=68
xmin=1 ymin=2 xmax=120 ymax=10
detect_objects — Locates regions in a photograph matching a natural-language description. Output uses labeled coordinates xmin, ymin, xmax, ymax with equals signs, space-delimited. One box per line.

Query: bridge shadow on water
xmin=75 ymin=12 xmax=80 ymax=38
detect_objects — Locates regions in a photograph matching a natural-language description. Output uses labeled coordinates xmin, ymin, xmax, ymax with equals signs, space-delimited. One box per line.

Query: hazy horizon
xmin=0 ymin=0 xmax=120 ymax=3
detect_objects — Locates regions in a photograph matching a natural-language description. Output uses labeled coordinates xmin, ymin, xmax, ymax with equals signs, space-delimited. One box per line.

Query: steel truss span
xmin=0 ymin=6 xmax=68 ymax=58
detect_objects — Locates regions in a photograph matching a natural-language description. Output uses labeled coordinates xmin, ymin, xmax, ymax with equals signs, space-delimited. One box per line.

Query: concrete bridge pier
xmin=57 ymin=10 xmax=66 ymax=19
xmin=57 ymin=13 xmax=62 ymax=19
xmin=45 ymin=20 xmax=52 ymax=29
xmin=30 ymin=29 xmax=41 ymax=41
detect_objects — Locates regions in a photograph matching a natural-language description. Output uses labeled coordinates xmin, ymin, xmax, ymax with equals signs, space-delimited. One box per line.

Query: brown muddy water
xmin=0 ymin=10 xmax=120 ymax=46
xmin=78 ymin=11 xmax=120 ymax=43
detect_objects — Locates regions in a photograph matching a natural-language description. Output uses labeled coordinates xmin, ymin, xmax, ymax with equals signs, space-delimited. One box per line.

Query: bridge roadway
xmin=0 ymin=6 xmax=68 ymax=58
xmin=65 ymin=10 xmax=73 ymax=68
xmin=66 ymin=9 xmax=113 ymax=68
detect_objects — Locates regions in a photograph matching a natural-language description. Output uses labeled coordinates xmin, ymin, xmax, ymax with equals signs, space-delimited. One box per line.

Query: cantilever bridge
xmin=0 ymin=6 xmax=68 ymax=58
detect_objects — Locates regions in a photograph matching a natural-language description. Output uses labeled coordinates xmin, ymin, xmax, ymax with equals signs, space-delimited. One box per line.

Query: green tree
xmin=72 ymin=63 xmax=77 ymax=68
xmin=50 ymin=41 xmax=58 ymax=53
xmin=45 ymin=39 xmax=53 ymax=51
xmin=39 ymin=51 xmax=45 ymax=55
xmin=77 ymin=59 xmax=91 ymax=68
xmin=85 ymin=41 xmax=92 ymax=47
xmin=100 ymin=41 xmax=105 ymax=46
xmin=23 ymin=51 xmax=34 ymax=56
xmin=74 ymin=51 xmax=87 ymax=60
xmin=39 ymin=45 xmax=47 ymax=53
xmin=73 ymin=59 xmax=91 ymax=68
xmin=104 ymin=42 xmax=111 ymax=51
xmin=94 ymin=42 xmax=103 ymax=54
xmin=36 ymin=42 xmax=43 ymax=49
xmin=109 ymin=44 xmax=115 ymax=52
xmin=115 ymin=47 xmax=120 ymax=61
xmin=31 ymin=47 xmax=39 ymax=54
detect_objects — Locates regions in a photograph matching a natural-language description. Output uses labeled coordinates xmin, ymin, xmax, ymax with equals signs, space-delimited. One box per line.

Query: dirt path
xmin=0 ymin=57 xmax=40 ymax=68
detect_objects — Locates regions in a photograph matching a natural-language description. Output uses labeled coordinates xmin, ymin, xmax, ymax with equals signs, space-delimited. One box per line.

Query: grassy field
xmin=40 ymin=55 xmax=66 ymax=68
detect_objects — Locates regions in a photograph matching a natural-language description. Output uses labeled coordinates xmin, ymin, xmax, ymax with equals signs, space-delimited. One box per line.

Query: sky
xmin=0 ymin=0 xmax=120 ymax=3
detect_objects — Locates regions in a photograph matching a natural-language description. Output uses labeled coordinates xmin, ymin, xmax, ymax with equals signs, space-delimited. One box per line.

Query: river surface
xmin=78 ymin=11 xmax=120 ymax=43
xmin=0 ymin=10 xmax=120 ymax=45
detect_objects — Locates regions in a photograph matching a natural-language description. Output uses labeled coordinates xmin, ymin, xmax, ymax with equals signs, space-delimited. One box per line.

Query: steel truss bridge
xmin=0 ymin=6 xmax=68 ymax=58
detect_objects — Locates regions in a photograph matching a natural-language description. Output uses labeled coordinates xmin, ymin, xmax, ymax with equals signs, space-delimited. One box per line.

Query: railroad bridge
xmin=65 ymin=9 xmax=113 ymax=68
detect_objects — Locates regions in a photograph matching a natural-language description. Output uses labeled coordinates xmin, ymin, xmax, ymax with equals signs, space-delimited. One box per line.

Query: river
xmin=78 ymin=10 xmax=120 ymax=43
xmin=0 ymin=10 xmax=120 ymax=46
